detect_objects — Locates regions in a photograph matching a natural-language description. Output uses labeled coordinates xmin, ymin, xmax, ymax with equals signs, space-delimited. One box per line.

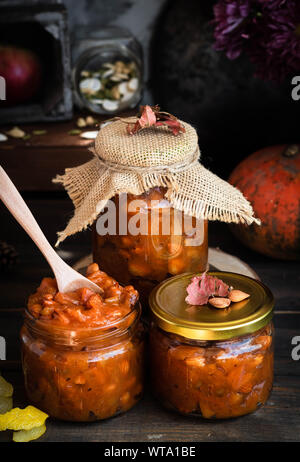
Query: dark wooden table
xmin=0 ymin=119 xmax=299 ymax=442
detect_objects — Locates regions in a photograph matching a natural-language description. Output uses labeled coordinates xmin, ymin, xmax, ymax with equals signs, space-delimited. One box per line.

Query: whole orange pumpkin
xmin=229 ymin=144 xmax=300 ymax=260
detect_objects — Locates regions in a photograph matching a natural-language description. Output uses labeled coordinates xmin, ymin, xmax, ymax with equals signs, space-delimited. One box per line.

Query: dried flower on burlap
xmin=126 ymin=105 xmax=186 ymax=136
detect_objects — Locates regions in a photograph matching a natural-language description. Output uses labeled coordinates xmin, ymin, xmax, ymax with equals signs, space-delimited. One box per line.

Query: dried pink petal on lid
xmin=185 ymin=272 xmax=229 ymax=306
xmin=139 ymin=105 xmax=157 ymax=128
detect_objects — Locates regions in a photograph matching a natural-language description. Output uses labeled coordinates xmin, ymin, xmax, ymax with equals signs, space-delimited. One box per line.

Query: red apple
xmin=0 ymin=45 xmax=42 ymax=106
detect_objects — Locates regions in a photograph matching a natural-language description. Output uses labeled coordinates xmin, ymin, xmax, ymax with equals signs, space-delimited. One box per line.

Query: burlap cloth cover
xmin=54 ymin=118 xmax=260 ymax=244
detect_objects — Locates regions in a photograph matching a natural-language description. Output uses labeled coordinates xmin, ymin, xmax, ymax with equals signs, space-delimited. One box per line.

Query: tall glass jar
xmin=93 ymin=187 xmax=208 ymax=306
xmin=21 ymin=303 xmax=144 ymax=422
xmin=149 ymin=271 xmax=274 ymax=419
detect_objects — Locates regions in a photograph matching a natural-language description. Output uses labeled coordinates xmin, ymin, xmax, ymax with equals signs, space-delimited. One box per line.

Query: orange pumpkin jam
xmin=93 ymin=187 xmax=208 ymax=306
xmin=150 ymin=323 xmax=273 ymax=419
xmin=21 ymin=264 xmax=144 ymax=422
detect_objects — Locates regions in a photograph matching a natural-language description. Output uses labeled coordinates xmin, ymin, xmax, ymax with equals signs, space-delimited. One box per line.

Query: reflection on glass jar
xmin=150 ymin=323 xmax=274 ymax=419
xmin=93 ymin=187 xmax=208 ymax=306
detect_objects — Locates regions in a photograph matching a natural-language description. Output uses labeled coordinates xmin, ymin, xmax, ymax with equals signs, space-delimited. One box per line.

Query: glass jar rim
xmin=153 ymin=321 xmax=273 ymax=347
xmin=24 ymin=301 xmax=141 ymax=346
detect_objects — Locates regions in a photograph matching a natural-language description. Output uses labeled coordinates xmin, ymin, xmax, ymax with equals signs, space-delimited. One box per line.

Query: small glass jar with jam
xmin=149 ymin=271 xmax=274 ymax=419
xmin=93 ymin=187 xmax=208 ymax=306
xmin=21 ymin=263 xmax=144 ymax=422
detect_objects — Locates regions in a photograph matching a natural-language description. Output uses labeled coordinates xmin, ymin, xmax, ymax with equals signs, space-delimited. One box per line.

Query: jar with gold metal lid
xmin=149 ymin=271 xmax=274 ymax=419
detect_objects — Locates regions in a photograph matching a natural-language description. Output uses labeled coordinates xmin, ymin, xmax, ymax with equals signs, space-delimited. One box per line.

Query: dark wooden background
xmin=0 ymin=120 xmax=299 ymax=441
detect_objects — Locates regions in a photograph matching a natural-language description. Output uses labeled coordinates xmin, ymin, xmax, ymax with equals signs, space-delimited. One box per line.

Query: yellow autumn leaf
xmin=0 ymin=375 xmax=13 ymax=398
xmin=0 ymin=405 xmax=48 ymax=431
xmin=13 ymin=424 xmax=46 ymax=443
xmin=0 ymin=397 xmax=13 ymax=414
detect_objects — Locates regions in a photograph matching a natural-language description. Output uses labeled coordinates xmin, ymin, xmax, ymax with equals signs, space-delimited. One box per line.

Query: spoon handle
xmin=0 ymin=165 xmax=63 ymax=274
xmin=0 ymin=166 xmax=102 ymax=294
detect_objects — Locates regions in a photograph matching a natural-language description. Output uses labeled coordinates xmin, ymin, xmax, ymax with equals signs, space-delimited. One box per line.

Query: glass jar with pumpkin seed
xmin=72 ymin=26 xmax=143 ymax=115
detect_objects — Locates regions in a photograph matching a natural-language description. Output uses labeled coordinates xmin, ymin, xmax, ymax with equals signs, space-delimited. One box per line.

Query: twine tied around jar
xmin=53 ymin=113 xmax=260 ymax=245
xmin=92 ymin=145 xmax=200 ymax=189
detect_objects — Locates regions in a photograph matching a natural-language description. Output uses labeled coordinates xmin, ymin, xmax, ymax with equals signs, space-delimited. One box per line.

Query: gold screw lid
xmin=149 ymin=271 xmax=274 ymax=341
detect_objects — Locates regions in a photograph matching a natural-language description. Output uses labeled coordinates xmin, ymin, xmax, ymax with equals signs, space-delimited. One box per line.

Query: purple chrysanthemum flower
xmin=250 ymin=0 xmax=300 ymax=81
xmin=213 ymin=0 xmax=300 ymax=82
xmin=213 ymin=0 xmax=256 ymax=59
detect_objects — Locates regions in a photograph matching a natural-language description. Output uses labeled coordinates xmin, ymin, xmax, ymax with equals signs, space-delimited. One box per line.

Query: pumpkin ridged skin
xmin=229 ymin=144 xmax=300 ymax=260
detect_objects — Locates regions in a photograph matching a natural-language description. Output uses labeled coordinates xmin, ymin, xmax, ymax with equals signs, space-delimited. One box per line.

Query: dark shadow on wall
xmin=150 ymin=0 xmax=300 ymax=179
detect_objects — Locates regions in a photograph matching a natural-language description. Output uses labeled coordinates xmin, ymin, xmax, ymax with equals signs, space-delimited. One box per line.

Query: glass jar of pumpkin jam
xmin=21 ymin=263 xmax=144 ymax=422
xmin=93 ymin=187 xmax=208 ymax=306
xmin=149 ymin=272 xmax=274 ymax=419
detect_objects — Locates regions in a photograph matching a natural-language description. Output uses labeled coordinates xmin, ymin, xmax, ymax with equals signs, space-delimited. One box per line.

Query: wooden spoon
xmin=0 ymin=166 xmax=101 ymax=294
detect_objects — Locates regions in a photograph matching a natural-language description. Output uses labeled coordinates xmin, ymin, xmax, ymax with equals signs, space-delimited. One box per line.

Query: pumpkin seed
xmin=77 ymin=117 xmax=87 ymax=128
xmin=85 ymin=116 xmax=97 ymax=126
xmin=118 ymin=82 xmax=132 ymax=102
xmin=102 ymin=69 xmax=114 ymax=79
xmin=103 ymin=63 xmax=114 ymax=69
xmin=111 ymin=85 xmax=121 ymax=100
xmin=102 ymin=100 xmax=119 ymax=111
xmin=6 ymin=127 xmax=26 ymax=139
xmin=80 ymin=78 xmax=101 ymax=95
xmin=127 ymin=77 xmax=138 ymax=92
xmin=113 ymin=72 xmax=129 ymax=81
xmin=110 ymin=75 xmax=123 ymax=82
xmin=80 ymin=130 xmax=98 ymax=139
xmin=228 ymin=290 xmax=250 ymax=302
xmin=91 ymin=98 xmax=104 ymax=105
xmin=32 ymin=130 xmax=47 ymax=135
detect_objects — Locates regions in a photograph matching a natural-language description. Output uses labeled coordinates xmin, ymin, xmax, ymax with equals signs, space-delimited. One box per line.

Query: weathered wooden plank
xmin=0 ymin=147 xmax=93 ymax=192
xmin=0 ymin=118 xmax=95 ymax=192
xmin=0 ymin=309 xmax=23 ymax=363
xmin=0 ymin=113 xmax=134 ymax=192
xmin=0 ymin=375 xmax=298 ymax=442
